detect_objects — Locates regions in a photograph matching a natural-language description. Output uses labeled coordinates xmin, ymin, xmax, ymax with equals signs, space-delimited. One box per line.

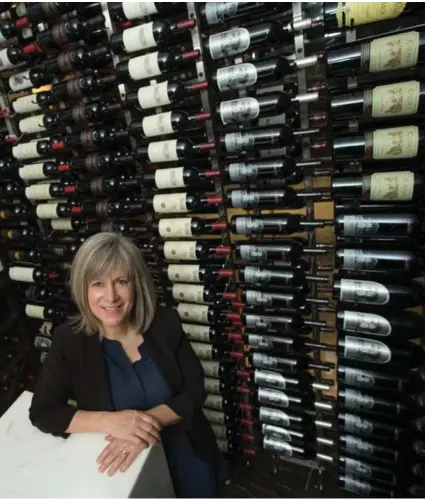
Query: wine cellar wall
xmin=1 ymin=2 xmax=425 ymax=497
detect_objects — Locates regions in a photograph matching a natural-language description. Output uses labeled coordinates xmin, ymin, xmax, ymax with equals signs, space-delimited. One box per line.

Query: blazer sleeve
xmin=165 ymin=310 xmax=206 ymax=431
xmin=29 ymin=323 xmax=78 ymax=438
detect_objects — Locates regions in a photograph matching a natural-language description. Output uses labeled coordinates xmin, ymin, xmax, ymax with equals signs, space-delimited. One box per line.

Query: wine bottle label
xmin=344 ymin=457 xmax=373 ymax=479
xmin=158 ymin=218 xmax=193 ymax=238
xmin=224 ymin=132 xmax=256 ymax=152
xmin=219 ymin=97 xmax=260 ymax=125
xmin=341 ymin=249 xmax=377 ymax=271
xmin=19 ymin=163 xmax=47 ymax=181
xmin=122 ymin=2 xmax=158 ymax=20
xmin=259 ymin=407 xmax=290 ymax=427
xmin=9 ymin=266 xmax=35 ymax=282
xmin=254 ymin=370 xmax=287 ymax=389
xmin=147 ymin=139 xmax=179 ymax=162
xmin=343 ymin=476 xmax=371 ymax=496
xmin=167 ymin=264 xmax=201 ymax=282
xmin=153 ymin=193 xmax=188 ymax=213
xmin=337 ymin=2 xmax=406 ymax=28
xmin=343 ymin=336 xmax=392 ymax=364
xmin=25 ymin=304 xmax=45 ymax=320
xmin=263 ymin=437 xmax=293 ymax=456
xmin=371 ymin=80 xmax=420 ymax=118
xmin=9 ymin=69 xmax=33 ymax=92
xmin=12 ymin=94 xmax=42 ymax=115
xmin=216 ymin=439 xmax=228 ymax=453
xmin=12 ymin=141 xmax=41 ymax=160
xmin=177 ymin=303 xmax=209 ymax=323
xmin=368 ymin=126 xmax=418 ymax=160
xmin=0 ymin=47 xmax=19 ymax=71
xmin=208 ymin=27 xmax=251 ymax=60
xmin=247 ymin=333 xmax=273 ymax=347
xmin=203 ymin=408 xmax=225 ymax=425
xmin=36 ymin=203 xmax=59 ymax=219
xmin=25 ymin=183 xmax=52 ymax=200
xmin=235 ymin=217 xmax=264 ymax=235
xmin=142 ymin=111 xmax=174 ymax=138
xmin=243 ymin=267 xmax=272 ymax=284
xmin=258 ymin=387 xmax=290 ymax=408
xmin=216 ymin=63 xmax=258 ymax=92
xmin=340 ymin=279 xmax=390 ymax=305
xmin=344 ymin=435 xmax=374 ymax=456
xmin=51 ymin=219 xmax=74 ymax=231
xmin=343 ymin=414 xmax=374 ymax=435
xmin=0 ymin=259 xmax=3 ymax=273
xmin=138 ymin=81 xmax=171 ymax=109
xmin=204 ymin=378 xmax=220 ymax=395
xmin=128 ymin=52 xmax=161 ymax=81
xmin=205 ymin=2 xmax=238 ymax=25
xmin=228 ymin=162 xmax=258 ymax=182
xmin=154 ymin=167 xmax=185 ymax=189
xmin=229 ymin=190 xmax=260 ymax=208
xmin=123 ymin=22 xmax=156 ymax=53
xmin=200 ymin=360 xmax=219 ymax=378
xmin=239 ymin=245 xmax=267 ymax=261
xmin=182 ymin=323 xmax=210 ymax=342
xmin=211 ymin=424 xmax=227 ymax=439
xmin=262 ymin=424 xmax=292 ymax=442
xmin=204 ymin=394 xmax=223 ymax=410
xmin=190 ymin=341 xmax=213 ymax=359
xmin=368 ymin=31 xmax=419 ymax=72
xmin=342 ymin=367 xmax=376 ymax=389
xmin=341 ymin=215 xmax=380 ymax=237
xmin=253 ymin=352 xmax=295 ymax=370
xmin=341 ymin=310 xmax=392 ymax=337
xmin=172 ymin=284 xmax=205 ymax=303
xmin=344 ymin=389 xmax=375 ymax=411
xmin=245 ymin=291 xmax=273 ymax=307
xmin=369 ymin=171 xmax=414 ymax=200
xmin=163 ymin=241 xmax=198 ymax=260
xmin=19 ymin=115 xmax=46 ymax=134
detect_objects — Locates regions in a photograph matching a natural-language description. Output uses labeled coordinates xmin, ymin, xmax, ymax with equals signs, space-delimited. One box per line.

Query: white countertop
xmin=0 ymin=391 xmax=175 ymax=498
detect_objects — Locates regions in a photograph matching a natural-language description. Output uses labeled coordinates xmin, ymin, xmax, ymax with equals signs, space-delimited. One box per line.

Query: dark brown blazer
xmin=29 ymin=306 xmax=219 ymax=464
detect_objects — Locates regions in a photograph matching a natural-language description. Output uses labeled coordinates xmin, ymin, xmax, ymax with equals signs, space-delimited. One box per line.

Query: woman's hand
xmin=97 ymin=435 xmax=147 ymax=476
xmin=104 ymin=410 xmax=161 ymax=445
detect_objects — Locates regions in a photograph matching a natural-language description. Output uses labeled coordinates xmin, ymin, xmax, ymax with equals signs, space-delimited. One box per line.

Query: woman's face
xmin=87 ymin=267 xmax=134 ymax=330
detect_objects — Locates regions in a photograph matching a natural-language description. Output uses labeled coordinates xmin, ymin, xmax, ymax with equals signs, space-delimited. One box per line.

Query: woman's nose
xmin=103 ymin=282 xmax=118 ymax=302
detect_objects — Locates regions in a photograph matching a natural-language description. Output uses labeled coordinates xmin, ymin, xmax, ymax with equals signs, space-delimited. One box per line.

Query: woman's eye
xmin=118 ymin=279 xmax=128 ymax=285
xmin=92 ymin=282 xmax=103 ymax=288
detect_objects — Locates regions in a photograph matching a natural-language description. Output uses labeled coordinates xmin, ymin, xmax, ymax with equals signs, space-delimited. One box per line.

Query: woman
xmin=29 ymin=232 xmax=221 ymax=497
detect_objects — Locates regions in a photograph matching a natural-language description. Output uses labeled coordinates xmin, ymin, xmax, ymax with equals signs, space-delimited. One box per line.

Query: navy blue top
xmin=102 ymin=337 xmax=219 ymax=498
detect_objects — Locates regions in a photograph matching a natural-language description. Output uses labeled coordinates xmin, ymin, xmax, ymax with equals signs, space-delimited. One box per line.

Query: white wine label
xmin=172 ymin=283 xmax=205 ymax=303
xmin=204 ymin=394 xmax=223 ymax=411
xmin=342 ymin=249 xmax=376 ymax=271
xmin=343 ymin=476 xmax=371 ymax=496
xmin=211 ymin=424 xmax=227 ymax=439
xmin=263 ymin=437 xmax=293 ymax=456
xmin=137 ymin=81 xmax=171 ymax=109
xmin=216 ymin=63 xmax=258 ymax=92
xmin=147 ymin=139 xmax=179 ymax=162
xmin=340 ymin=279 xmax=390 ymax=305
xmin=167 ymin=264 xmax=201 ymax=282
xmin=12 ymin=94 xmax=42 ymax=115
xmin=239 ymin=245 xmax=267 ymax=261
xmin=259 ymin=407 xmax=290 ymax=427
xmin=371 ymin=81 xmax=420 ymax=118
xmin=9 ymin=69 xmax=32 ymax=92
xmin=153 ymin=193 xmax=188 ymax=214
xmin=203 ymin=408 xmax=225 ymax=425
xmin=344 ymin=457 xmax=373 ymax=478
xmin=25 ymin=183 xmax=52 ymax=200
xmin=344 ymin=435 xmax=374 ymax=455
xmin=258 ymin=387 xmax=289 ymax=408
xmin=200 ymin=360 xmax=219 ymax=378
xmin=22 ymin=27 xmax=33 ymax=40
xmin=369 ymin=31 xmax=419 ymax=72
xmin=245 ymin=291 xmax=273 ymax=307
xmin=344 ymin=414 xmax=374 ymax=435
xmin=25 ymin=304 xmax=45 ymax=319
xmin=243 ymin=266 xmax=272 ymax=284
xmin=343 ymin=336 xmax=392 ymax=364
xmin=254 ymin=370 xmax=287 ymax=390
xmin=122 ymin=2 xmax=158 ymax=20
xmin=36 ymin=203 xmax=59 ymax=219
xmin=262 ymin=425 xmax=292 ymax=442
xmin=154 ymin=167 xmax=185 ymax=190
xmin=12 ymin=141 xmax=41 ymax=160
xmin=247 ymin=333 xmax=273 ymax=348
xmin=163 ymin=241 xmax=198 ymax=260
xmin=19 ymin=114 xmax=46 ymax=134
xmin=341 ymin=215 xmax=380 ymax=237
xmin=369 ymin=170 xmax=414 ymax=200
xmin=182 ymin=323 xmax=210 ymax=342
xmin=343 ymin=367 xmax=376 ymax=389
xmin=230 ymin=190 xmax=260 ymax=208
xmin=204 ymin=377 xmax=220 ymax=395
xmin=341 ymin=310 xmax=392 ymax=337
xmin=205 ymin=2 xmax=238 ymax=25
xmin=337 ymin=2 xmax=406 ymax=28
xmin=228 ymin=162 xmax=258 ymax=182
xmin=9 ymin=266 xmax=35 ymax=282
xmin=142 ymin=111 xmax=174 ymax=138
xmin=128 ymin=52 xmax=161 ymax=81
xmin=371 ymin=126 xmax=418 ymax=160
xmin=235 ymin=217 xmax=264 ymax=235
xmin=224 ymin=132 xmax=255 ymax=152
xmin=51 ymin=219 xmax=73 ymax=231
xmin=177 ymin=303 xmax=210 ymax=323
xmin=216 ymin=439 xmax=228 ymax=453
xmin=209 ymin=27 xmax=251 ymax=60
xmin=19 ymin=163 xmax=46 ymax=181
xmin=0 ymin=259 xmax=3 ymax=272
xmin=0 ymin=47 xmax=17 ymax=71
xmin=190 ymin=341 xmax=213 ymax=359
xmin=252 ymin=352 xmax=296 ymax=370
xmin=158 ymin=218 xmax=193 ymax=238
xmin=219 ymin=97 xmax=260 ymax=125
xmin=123 ymin=22 xmax=156 ymax=53
xmin=344 ymin=389 xmax=375 ymax=411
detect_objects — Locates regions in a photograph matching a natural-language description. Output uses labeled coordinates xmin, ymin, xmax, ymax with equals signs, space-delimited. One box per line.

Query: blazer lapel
xmin=143 ymin=334 xmax=180 ymax=396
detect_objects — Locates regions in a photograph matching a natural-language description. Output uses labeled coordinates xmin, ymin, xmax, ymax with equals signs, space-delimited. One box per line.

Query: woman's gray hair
xmin=69 ymin=232 xmax=156 ymax=337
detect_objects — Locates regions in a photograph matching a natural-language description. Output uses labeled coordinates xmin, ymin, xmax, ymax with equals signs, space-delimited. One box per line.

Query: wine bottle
xmin=224 ymin=157 xmax=304 ymax=185
xmin=7 ymin=66 xmax=53 ymax=92
xmin=149 ymin=192 xmax=223 ymax=214
xmin=204 ymin=393 xmax=237 ymax=413
xmin=141 ymin=166 xmax=221 ymax=190
xmin=165 ymin=284 xmax=236 ymax=305
xmin=42 ymin=46 xmax=111 ymax=76
xmin=262 ymin=436 xmax=311 ymax=459
xmin=243 ymin=403 xmax=315 ymax=431
xmin=246 ymin=351 xmax=332 ymax=374
xmin=338 ymin=474 xmax=394 ymax=498
xmin=239 ymin=265 xmax=328 ymax=289
xmin=0 ymin=43 xmax=34 ymax=71
xmin=190 ymin=341 xmax=244 ymax=361
xmin=135 ymin=138 xmax=215 ymax=163
xmin=0 ymin=18 xmax=31 ymax=43
xmin=0 ymin=227 xmax=34 ymax=240
xmin=25 ymin=303 xmax=65 ymax=322
xmin=338 ymin=434 xmax=398 ymax=465
xmin=220 ymin=126 xmax=294 ymax=154
xmin=226 ymin=187 xmax=324 ymax=209
xmin=109 ymin=2 xmax=181 ymax=23
xmin=18 ymin=3 xmax=83 ymax=24
xmin=12 ymin=136 xmax=65 ymax=161
xmin=110 ymin=18 xmax=195 ymax=55
xmin=200 ymin=3 xmax=273 ymax=26
xmin=231 ymin=215 xmax=332 ymax=236
xmin=235 ymin=241 xmax=328 ymax=263
xmin=155 ymin=240 xmax=231 ymax=261
xmin=237 ymin=384 xmax=313 ymax=411
xmin=235 ymin=289 xmax=328 ymax=312
xmin=115 ymin=49 xmax=200 ymax=83
xmin=200 ymin=359 xmax=236 ymax=380
xmin=176 ymin=303 xmax=228 ymax=325
xmin=8 ymin=266 xmax=63 ymax=284
xmin=203 ymin=408 xmax=232 ymax=426
xmin=226 ymin=310 xmax=328 ymax=332
xmin=161 ymin=263 xmax=235 ymax=284
xmin=182 ymin=323 xmax=236 ymax=344
xmin=50 ymin=218 xmax=148 ymax=236
xmin=152 ymin=218 xmax=227 ymax=239
xmin=64 ymin=127 xmax=129 ymax=150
